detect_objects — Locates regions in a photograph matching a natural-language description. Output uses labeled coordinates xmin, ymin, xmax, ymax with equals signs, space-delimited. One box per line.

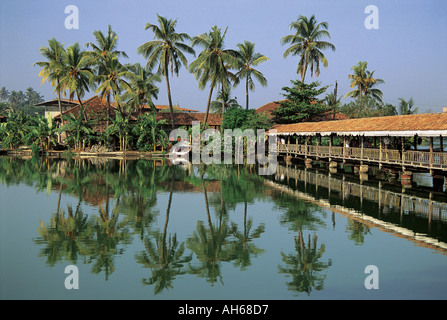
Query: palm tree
xmin=124 ymin=63 xmax=161 ymax=115
xmin=95 ymin=53 xmax=132 ymax=116
xmin=344 ymin=61 xmax=384 ymax=101
xmin=57 ymin=42 xmax=94 ymax=119
xmin=281 ymin=15 xmax=336 ymax=82
xmin=189 ymin=26 xmax=239 ymax=124
xmin=137 ymin=15 xmax=195 ymax=129
xmin=209 ymin=87 xmax=240 ymax=114
xmin=399 ymin=97 xmax=418 ymax=115
xmin=234 ymin=41 xmax=269 ymax=110
xmin=86 ymin=25 xmax=129 ymax=122
xmin=85 ymin=25 xmax=128 ymax=69
xmin=0 ymin=87 xmax=10 ymax=101
xmin=35 ymin=38 xmax=67 ymax=132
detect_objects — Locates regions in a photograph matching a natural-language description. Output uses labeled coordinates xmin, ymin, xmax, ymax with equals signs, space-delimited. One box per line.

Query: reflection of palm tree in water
xmin=186 ymin=175 xmax=235 ymax=286
xmin=279 ymin=230 xmax=332 ymax=295
xmin=229 ymin=201 xmax=266 ymax=271
xmin=346 ymin=219 xmax=371 ymax=245
xmin=35 ymin=189 xmax=89 ymax=267
xmin=135 ymin=171 xmax=192 ymax=294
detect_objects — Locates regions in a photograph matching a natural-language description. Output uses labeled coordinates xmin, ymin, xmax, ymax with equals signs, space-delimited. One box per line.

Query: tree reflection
xmin=229 ymin=201 xmax=265 ymax=270
xmin=278 ymin=230 xmax=332 ymax=296
xmin=345 ymin=219 xmax=372 ymax=245
xmin=84 ymin=197 xmax=133 ymax=280
xmin=35 ymin=200 xmax=90 ymax=266
xmin=186 ymin=176 xmax=235 ymax=286
xmin=135 ymin=171 xmax=192 ymax=294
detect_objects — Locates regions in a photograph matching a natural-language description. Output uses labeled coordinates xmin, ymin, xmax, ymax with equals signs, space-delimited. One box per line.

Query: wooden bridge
xmin=277 ymin=144 xmax=447 ymax=172
xmin=270 ymin=112 xmax=447 ymax=174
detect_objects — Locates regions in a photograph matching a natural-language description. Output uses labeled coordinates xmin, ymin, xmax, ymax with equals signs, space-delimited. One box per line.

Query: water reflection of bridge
xmin=267 ymin=164 xmax=447 ymax=254
xmin=276 ymin=164 xmax=447 ymax=223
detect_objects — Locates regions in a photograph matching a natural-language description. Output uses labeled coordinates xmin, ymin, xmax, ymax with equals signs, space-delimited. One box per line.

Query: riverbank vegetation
xmin=0 ymin=14 xmax=419 ymax=154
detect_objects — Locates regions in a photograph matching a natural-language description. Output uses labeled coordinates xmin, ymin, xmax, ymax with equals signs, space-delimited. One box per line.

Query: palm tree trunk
xmin=221 ymin=84 xmax=226 ymax=115
xmin=204 ymin=83 xmax=215 ymax=126
xmin=301 ymin=62 xmax=308 ymax=82
xmin=245 ymin=77 xmax=249 ymax=110
xmin=56 ymin=80 xmax=63 ymax=143
xmin=165 ymin=70 xmax=175 ymax=130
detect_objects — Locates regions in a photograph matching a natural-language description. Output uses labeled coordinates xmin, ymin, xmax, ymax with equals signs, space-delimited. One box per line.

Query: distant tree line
xmin=0 ymin=86 xmax=45 ymax=116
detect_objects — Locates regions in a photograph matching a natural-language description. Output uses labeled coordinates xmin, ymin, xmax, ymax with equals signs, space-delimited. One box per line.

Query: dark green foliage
xmin=222 ymin=107 xmax=271 ymax=131
xmin=272 ymin=80 xmax=330 ymax=124
xmin=337 ymin=96 xmax=397 ymax=118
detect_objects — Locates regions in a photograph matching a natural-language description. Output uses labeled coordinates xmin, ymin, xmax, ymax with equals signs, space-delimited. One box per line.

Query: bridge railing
xmin=278 ymin=143 xmax=447 ymax=169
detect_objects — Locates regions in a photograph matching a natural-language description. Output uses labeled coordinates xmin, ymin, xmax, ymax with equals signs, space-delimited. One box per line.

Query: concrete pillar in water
xmin=329 ymin=161 xmax=337 ymax=173
xmin=305 ymin=158 xmax=312 ymax=168
xmin=359 ymin=165 xmax=368 ymax=173
xmin=359 ymin=173 xmax=368 ymax=181
xmin=401 ymin=170 xmax=413 ymax=188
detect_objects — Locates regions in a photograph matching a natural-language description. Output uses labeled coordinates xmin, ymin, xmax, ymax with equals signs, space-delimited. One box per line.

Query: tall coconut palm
xmin=35 ymin=38 xmax=67 ymax=133
xmin=344 ymin=61 xmax=384 ymax=101
xmin=124 ymin=63 xmax=161 ymax=115
xmin=57 ymin=42 xmax=94 ymax=120
xmin=86 ymin=25 xmax=129 ymax=122
xmin=95 ymin=53 xmax=132 ymax=116
xmin=189 ymin=26 xmax=239 ymax=124
xmin=137 ymin=15 xmax=195 ymax=129
xmin=281 ymin=15 xmax=336 ymax=82
xmin=234 ymin=41 xmax=269 ymax=110
xmin=86 ymin=25 xmax=128 ymax=69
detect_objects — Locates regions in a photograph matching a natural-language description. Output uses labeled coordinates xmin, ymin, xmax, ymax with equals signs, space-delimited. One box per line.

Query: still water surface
xmin=1 ymin=156 xmax=446 ymax=300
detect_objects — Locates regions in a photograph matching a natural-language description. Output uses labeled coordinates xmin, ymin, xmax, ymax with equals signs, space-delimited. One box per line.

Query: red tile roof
xmin=53 ymin=95 xmax=221 ymax=127
xmin=156 ymin=112 xmax=222 ymax=126
xmin=255 ymin=101 xmax=285 ymax=118
xmin=149 ymin=105 xmax=199 ymax=112
xmin=271 ymin=112 xmax=447 ymax=137
xmin=54 ymin=95 xmax=135 ymax=120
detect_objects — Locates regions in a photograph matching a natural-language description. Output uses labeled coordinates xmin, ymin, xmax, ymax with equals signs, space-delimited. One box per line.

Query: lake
xmin=1 ymin=156 xmax=446 ymax=300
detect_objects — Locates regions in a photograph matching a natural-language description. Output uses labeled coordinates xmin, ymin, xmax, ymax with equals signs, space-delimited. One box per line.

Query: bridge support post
xmin=401 ymin=170 xmax=413 ymax=188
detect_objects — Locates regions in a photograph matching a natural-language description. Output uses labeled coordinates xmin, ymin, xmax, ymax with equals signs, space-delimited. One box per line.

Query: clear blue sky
xmin=1 ymin=0 xmax=446 ymax=113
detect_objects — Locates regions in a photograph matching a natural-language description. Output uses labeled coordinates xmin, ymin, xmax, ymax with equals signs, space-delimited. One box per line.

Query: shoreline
xmin=1 ymin=149 xmax=170 ymax=160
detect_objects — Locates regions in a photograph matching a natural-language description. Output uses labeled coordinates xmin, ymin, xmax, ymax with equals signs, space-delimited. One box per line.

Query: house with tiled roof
xmin=36 ymin=98 xmax=85 ymax=119
xmin=47 ymin=95 xmax=220 ymax=131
